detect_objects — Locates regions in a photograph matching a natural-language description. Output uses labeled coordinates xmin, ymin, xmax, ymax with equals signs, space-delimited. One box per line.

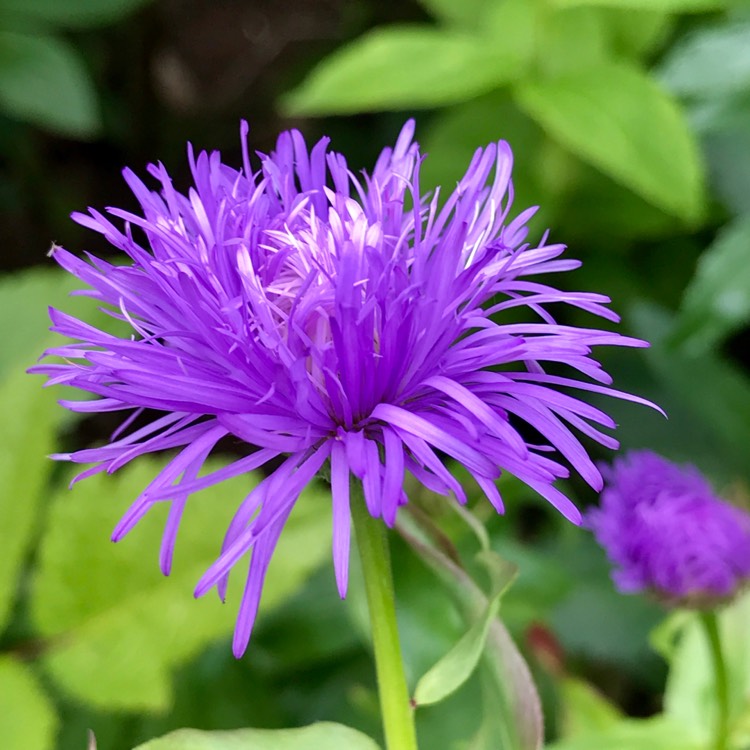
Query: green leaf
xmin=545 ymin=717 xmax=703 ymax=750
xmin=32 ymin=458 xmax=333 ymax=711
xmin=670 ymin=216 xmax=750 ymax=353
xmin=0 ymin=266 xmax=103 ymax=633
xmin=399 ymin=515 xmax=543 ymax=749
xmin=413 ymin=587 xmax=503 ymax=707
xmin=558 ymin=677 xmax=623 ymax=739
xmin=0 ymin=0 xmax=152 ymax=29
xmin=601 ymin=9 xmax=673 ymax=59
xmin=649 ymin=610 xmax=693 ymax=662
xmin=551 ymin=0 xmax=725 ymax=11
xmin=663 ymin=592 xmax=750 ymax=747
xmin=0 ymin=32 xmax=100 ymax=137
xmin=0 ymin=369 xmax=60 ymax=633
xmin=0 ymin=267 xmax=91 ymax=381
xmin=514 ymin=61 xmax=705 ymax=222
xmin=132 ymin=723 xmax=382 ymax=750
xmin=0 ymin=656 xmax=58 ymax=750
xmin=281 ymin=25 xmax=530 ymax=116
xmin=659 ymin=21 xmax=750 ymax=98
xmin=535 ymin=6 xmax=609 ymax=78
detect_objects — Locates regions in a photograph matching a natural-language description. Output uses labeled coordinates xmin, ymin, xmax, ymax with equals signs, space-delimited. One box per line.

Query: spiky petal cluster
xmin=588 ymin=450 xmax=750 ymax=607
xmin=34 ymin=120 xmax=651 ymax=655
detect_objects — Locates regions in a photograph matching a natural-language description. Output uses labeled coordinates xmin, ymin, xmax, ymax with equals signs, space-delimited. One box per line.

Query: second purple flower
xmin=34 ymin=120 xmax=652 ymax=655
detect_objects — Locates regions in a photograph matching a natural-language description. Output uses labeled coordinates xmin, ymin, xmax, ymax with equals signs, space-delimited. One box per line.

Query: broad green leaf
xmin=281 ymin=25 xmax=531 ymax=116
xmin=481 ymin=0 xmax=537 ymax=64
xmin=0 ymin=0 xmax=152 ymax=29
xmin=399 ymin=515 xmax=543 ymax=749
xmin=0 ymin=656 xmax=58 ymax=750
xmin=133 ymin=723 xmax=382 ymax=750
xmin=659 ymin=21 xmax=750 ymax=98
xmin=413 ymin=587 xmax=504 ymax=707
xmin=0 ymin=32 xmax=100 ymax=137
xmin=416 ymin=0 xmax=490 ymax=29
xmin=664 ymin=593 xmax=750 ymax=747
xmin=32 ymin=458 xmax=333 ymax=711
xmin=0 ymin=369 xmax=59 ymax=632
xmin=601 ymin=9 xmax=673 ymax=58
xmin=558 ymin=677 xmax=623 ymax=739
xmin=0 ymin=267 xmax=101 ymax=632
xmin=545 ymin=717 xmax=703 ymax=750
xmin=535 ymin=6 xmax=609 ymax=78
xmin=514 ymin=61 xmax=705 ymax=222
xmin=0 ymin=267 xmax=90 ymax=381
xmin=551 ymin=0 xmax=724 ymax=10
xmin=670 ymin=217 xmax=750 ymax=353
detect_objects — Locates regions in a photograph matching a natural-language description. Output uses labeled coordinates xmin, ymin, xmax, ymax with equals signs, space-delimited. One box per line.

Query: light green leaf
xmin=551 ymin=0 xmax=724 ymax=11
xmin=132 ymin=723 xmax=382 ymax=750
xmin=481 ymin=0 xmax=537 ymax=62
xmin=659 ymin=21 xmax=750 ymax=98
xmin=0 ymin=656 xmax=58 ymax=750
xmin=399 ymin=515 xmax=543 ymax=749
xmin=558 ymin=677 xmax=623 ymax=739
xmin=664 ymin=592 xmax=750 ymax=747
xmin=0 ymin=267 xmax=102 ymax=633
xmin=670 ymin=217 xmax=750 ymax=353
xmin=0 ymin=32 xmax=100 ymax=137
xmin=281 ymin=25 xmax=530 ymax=115
xmin=0 ymin=0 xmax=152 ymax=29
xmin=601 ymin=9 xmax=673 ymax=59
xmin=545 ymin=717 xmax=703 ymax=750
xmin=32 ymin=458 xmax=332 ymax=711
xmin=514 ymin=61 xmax=705 ymax=222
xmin=0 ymin=370 xmax=59 ymax=633
xmin=535 ymin=6 xmax=609 ymax=78
xmin=413 ymin=587 xmax=503 ymax=707
xmin=448 ymin=503 xmax=518 ymax=596
xmin=0 ymin=267 xmax=90 ymax=381
xmin=649 ymin=610 xmax=693 ymax=662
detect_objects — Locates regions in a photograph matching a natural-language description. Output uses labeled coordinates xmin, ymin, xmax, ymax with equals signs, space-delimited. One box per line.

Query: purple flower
xmin=34 ymin=120 xmax=651 ymax=655
xmin=588 ymin=450 xmax=750 ymax=607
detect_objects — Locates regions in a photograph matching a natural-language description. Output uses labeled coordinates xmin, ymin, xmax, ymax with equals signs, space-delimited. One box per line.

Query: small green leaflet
xmin=132 ymin=723 xmax=382 ymax=750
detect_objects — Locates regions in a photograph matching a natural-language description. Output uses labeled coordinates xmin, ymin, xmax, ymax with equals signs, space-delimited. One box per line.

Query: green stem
xmin=352 ymin=490 xmax=419 ymax=750
xmin=700 ymin=611 xmax=729 ymax=750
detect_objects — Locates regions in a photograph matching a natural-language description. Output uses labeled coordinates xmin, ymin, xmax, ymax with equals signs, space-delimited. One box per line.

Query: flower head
xmin=588 ymin=450 xmax=750 ymax=607
xmin=34 ymin=120 xmax=651 ymax=655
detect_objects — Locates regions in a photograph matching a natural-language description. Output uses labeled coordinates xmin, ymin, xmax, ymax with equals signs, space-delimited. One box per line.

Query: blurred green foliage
xmin=2 ymin=0 xmax=750 ymax=749
xmin=0 ymin=0 xmax=153 ymax=137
